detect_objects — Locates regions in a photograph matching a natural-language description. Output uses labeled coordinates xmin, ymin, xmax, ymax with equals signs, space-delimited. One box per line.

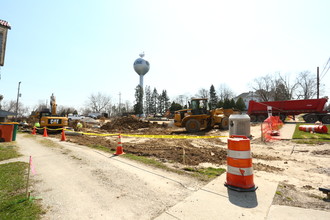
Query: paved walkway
xmin=277 ymin=123 xmax=297 ymax=140
xmin=155 ymin=173 xmax=330 ymax=220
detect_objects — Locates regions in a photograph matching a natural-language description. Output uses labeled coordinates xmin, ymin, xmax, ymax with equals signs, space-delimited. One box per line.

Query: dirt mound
xmin=101 ymin=116 xmax=166 ymax=131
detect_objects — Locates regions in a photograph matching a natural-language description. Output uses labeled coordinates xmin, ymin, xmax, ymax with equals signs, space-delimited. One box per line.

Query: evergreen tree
xmin=151 ymin=88 xmax=158 ymax=114
xmin=162 ymin=90 xmax=170 ymax=113
xmin=144 ymin=86 xmax=151 ymax=115
xmin=133 ymin=85 xmax=143 ymax=115
xmin=169 ymin=101 xmax=182 ymax=112
xmin=217 ymin=100 xmax=224 ymax=108
xmin=223 ymin=98 xmax=231 ymax=109
xmin=235 ymin=97 xmax=246 ymax=111
xmin=230 ymin=98 xmax=236 ymax=109
xmin=209 ymin=85 xmax=218 ymax=109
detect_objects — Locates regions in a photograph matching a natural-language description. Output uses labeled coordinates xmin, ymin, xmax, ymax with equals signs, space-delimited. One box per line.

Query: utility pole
xmin=317 ymin=67 xmax=319 ymax=99
xmin=119 ymin=92 xmax=121 ymax=116
xmin=15 ymin=81 xmax=21 ymax=121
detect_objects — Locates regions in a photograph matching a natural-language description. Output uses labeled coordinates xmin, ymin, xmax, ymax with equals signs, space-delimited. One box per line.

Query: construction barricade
xmin=262 ymin=116 xmax=283 ymax=142
xmin=225 ymin=135 xmax=257 ymax=192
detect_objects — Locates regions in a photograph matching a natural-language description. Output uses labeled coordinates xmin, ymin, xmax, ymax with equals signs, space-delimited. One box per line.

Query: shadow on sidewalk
xmin=227 ymin=189 xmax=258 ymax=208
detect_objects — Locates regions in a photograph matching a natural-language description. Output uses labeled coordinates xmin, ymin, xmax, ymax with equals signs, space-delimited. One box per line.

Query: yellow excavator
xmin=32 ymin=94 xmax=68 ymax=133
xmin=174 ymin=98 xmax=237 ymax=132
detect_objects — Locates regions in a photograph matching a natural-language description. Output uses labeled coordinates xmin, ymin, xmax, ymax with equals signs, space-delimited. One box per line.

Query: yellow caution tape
xmin=121 ymin=134 xmax=227 ymax=139
xmin=35 ymin=127 xmax=227 ymax=139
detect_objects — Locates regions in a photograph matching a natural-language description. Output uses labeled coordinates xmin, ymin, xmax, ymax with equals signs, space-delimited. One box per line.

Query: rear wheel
xmin=185 ymin=119 xmax=201 ymax=132
xmin=257 ymin=115 xmax=267 ymax=122
xmin=279 ymin=114 xmax=286 ymax=122
xmin=322 ymin=115 xmax=330 ymax=124
xmin=304 ymin=114 xmax=318 ymax=123
xmin=220 ymin=117 xmax=229 ymax=130
xmin=249 ymin=115 xmax=257 ymax=122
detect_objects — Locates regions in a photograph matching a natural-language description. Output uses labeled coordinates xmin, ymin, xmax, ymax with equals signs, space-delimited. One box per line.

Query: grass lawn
xmin=292 ymin=124 xmax=330 ymax=143
xmin=0 ymin=143 xmax=43 ymax=219
xmin=0 ymin=143 xmax=21 ymax=161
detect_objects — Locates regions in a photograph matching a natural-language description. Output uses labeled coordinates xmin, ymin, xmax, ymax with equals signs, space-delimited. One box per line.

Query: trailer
xmin=247 ymin=98 xmax=329 ymax=123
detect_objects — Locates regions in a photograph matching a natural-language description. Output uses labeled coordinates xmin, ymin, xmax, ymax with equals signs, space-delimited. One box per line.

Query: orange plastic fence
xmin=262 ymin=116 xmax=283 ymax=141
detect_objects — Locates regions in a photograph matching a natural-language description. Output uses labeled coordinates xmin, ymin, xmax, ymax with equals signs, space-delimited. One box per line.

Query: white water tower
xmin=133 ymin=52 xmax=150 ymax=88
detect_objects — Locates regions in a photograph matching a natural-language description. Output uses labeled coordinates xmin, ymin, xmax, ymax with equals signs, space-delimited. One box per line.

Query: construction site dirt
xmin=48 ymin=116 xmax=330 ymax=211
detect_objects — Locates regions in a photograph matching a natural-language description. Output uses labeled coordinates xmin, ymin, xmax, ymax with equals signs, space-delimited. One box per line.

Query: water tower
xmin=133 ymin=52 xmax=150 ymax=88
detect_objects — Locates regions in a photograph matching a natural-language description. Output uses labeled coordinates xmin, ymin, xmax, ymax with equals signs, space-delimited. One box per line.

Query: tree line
xmin=0 ymin=70 xmax=328 ymax=118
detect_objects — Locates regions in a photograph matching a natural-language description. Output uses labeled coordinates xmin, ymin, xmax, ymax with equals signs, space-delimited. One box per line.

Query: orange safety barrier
xmin=299 ymin=125 xmax=328 ymax=134
xmin=224 ymin=135 xmax=257 ymax=192
xmin=43 ymin=127 xmax=48 ymax=137
xmin=114 ymin=134 xmax=125 ymax=155
xmin=61 ymin=129 xmax=66 ymax=141
xmin=262 ymin=116 xmax=283 ymax=141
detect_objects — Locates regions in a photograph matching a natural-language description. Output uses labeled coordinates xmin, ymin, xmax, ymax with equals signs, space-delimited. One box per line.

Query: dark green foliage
xmin=235 ymin=97 xmax=246 ymax=111
xmin=169 ymin=102 xmax=182 ymax=112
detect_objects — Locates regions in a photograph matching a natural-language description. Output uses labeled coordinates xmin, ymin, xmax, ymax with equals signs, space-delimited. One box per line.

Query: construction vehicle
xmin=247 ymin=98 xmax=329 ymax=123
xmin=32 ymin=94 xmax=68 ymax=132
xmin=174 ymin=98 xmax=236 ymax=132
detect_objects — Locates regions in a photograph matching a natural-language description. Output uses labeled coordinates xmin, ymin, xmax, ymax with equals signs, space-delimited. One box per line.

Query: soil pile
xmin=100 ymin=116 xmax=166 ymax=131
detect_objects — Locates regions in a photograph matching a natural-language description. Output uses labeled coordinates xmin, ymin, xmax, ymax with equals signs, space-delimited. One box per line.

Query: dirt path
xmin=15 ymin=134 xmax=204 ymax=219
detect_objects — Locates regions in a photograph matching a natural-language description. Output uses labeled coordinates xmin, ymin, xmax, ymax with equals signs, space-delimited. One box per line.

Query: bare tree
xmin=1 ymin=100 xmax=29 ymax=117
xmin=195 ymin=88 xmax=209 ymax=99
xmin=296 ymin=71 xmax=317 ymax=99
xmin=175 ymin=94 xmax=190 ymax=108
xmin=276 ymin=73 xmax=298 ymax=100
xmin=251 ymin=74 xmax=275 ymax=101
xmin=86 ymin=92 xmax=112 ymax=112
xmin=218 ymin=84 xmax=235 ymax=101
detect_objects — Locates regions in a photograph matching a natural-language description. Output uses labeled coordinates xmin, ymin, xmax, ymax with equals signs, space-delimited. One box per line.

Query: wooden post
xmin=182 ymin=148 xmax=186 ymax=165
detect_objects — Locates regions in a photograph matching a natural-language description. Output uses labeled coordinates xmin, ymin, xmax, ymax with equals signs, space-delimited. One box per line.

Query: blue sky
xmin=0 ymin=0 xmax=329 ymax=111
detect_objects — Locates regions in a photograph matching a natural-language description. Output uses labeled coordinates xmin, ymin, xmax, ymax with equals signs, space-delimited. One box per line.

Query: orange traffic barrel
xmin=225 ymin=135 xmax=257 ymax=192
xmin=299 ymin=125 xmax=328 ymax=134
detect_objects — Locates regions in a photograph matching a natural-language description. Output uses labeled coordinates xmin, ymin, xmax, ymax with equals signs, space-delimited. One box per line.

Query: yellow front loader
xmin=174 ymin=98 xmax=236 ymax=132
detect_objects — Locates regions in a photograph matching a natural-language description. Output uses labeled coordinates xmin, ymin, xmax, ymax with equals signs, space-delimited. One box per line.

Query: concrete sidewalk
xmin=155 ymin=173 xmax=330 ymax=220
xmin=155 ymin=173 xmax=278 ymax=219
xmin=277 ymin=123 xmax=297 ymax=140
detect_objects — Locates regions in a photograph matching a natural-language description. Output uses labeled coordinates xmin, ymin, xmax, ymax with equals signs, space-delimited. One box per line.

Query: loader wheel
xmin=220 ymin=117 xmax=229 ymax=130
xmin=185 ymin=119 xmax=201 ymax=132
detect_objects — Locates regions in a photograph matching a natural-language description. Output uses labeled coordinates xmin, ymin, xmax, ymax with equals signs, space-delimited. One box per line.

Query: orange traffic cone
xmin=61 ymin=129 xmax=66 ymax=141
xmin=32 ymin=127 xmax=36 ymax=135
xmin=114 ymin=134 xmax=125 ymax=155
xmin=43 ymin=127 xmax=48 ymax=137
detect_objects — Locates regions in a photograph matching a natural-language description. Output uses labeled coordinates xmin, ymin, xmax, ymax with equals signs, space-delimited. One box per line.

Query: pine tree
xmin=144 ymin=86 xmax=151 ymax=115
xmin=133 ymin=85 xmax=143 ymax=115
xmin=169 ymin=101 xmax=182 ymax=112
xmin=236 ymin=97 xmax=246 ymax=111
xmin=223 ymin=98 xmax=231 ymax=109
xmin=230 ymin=98 xmax=236 ymax=109
xmin=151 ymin=88 xmax=158 ymax=114
xmin=209 ymin=85 xmax=218 ymax=109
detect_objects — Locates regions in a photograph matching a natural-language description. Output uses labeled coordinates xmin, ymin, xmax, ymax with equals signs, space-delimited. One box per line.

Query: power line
xmin=320 ymin=57 xmax=330 ymax=79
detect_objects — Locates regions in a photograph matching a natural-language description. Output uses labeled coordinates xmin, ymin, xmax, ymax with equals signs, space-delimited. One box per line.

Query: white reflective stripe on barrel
xmin=227 ymin=150 xmax=251 ymax=159
xmin=227 ymin=165 xmax=253 ymax=176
